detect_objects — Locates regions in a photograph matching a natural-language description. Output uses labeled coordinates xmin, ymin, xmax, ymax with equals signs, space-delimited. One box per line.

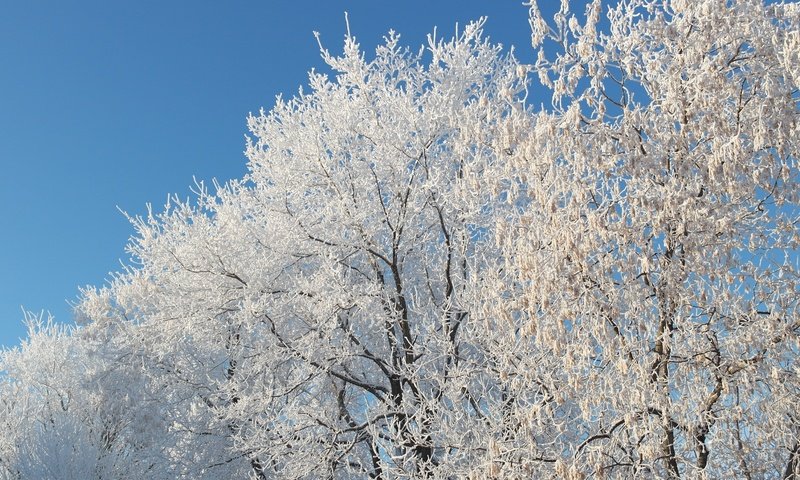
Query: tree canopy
xmin=2 ymin=0 xmax=799 ymax=478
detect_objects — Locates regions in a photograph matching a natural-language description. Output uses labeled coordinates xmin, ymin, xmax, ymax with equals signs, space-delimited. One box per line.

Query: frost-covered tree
xmin=2 ymin=0 xmax=798 ymax=478
xmin=498 ymin=0 xmax=800 ymax=477
xmin=0 ymin=314 xmax=163 ymax=479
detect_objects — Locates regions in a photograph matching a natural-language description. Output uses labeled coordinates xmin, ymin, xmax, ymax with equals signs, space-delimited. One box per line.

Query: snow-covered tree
xmin=2 ymin=0 xmax=798 ymax=478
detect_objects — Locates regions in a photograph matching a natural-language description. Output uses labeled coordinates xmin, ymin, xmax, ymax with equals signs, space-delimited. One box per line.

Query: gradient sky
xmin=0 ymin=1 xmax=562 ymax=348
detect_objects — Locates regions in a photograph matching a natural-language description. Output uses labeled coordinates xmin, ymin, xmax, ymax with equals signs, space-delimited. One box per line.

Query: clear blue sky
xmin=0 ymin=1 xmax=553 ymax=348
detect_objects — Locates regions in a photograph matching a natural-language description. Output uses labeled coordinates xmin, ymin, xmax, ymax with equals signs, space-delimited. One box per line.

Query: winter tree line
xmin=1 ymin=0 xmax=798 ymax=478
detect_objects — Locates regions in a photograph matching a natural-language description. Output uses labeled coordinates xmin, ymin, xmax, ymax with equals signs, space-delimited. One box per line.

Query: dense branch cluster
xmin=1 ymin=0 xmax=798 ymax=478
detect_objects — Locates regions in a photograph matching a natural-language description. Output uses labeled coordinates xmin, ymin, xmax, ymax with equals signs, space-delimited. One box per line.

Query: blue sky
xmin=0 ymin=1 xmax=551 ymax=348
